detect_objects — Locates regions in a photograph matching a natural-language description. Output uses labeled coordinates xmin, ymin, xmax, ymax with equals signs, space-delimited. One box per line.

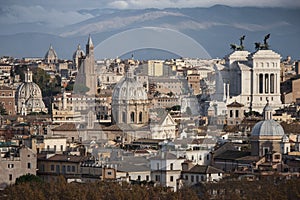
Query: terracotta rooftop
xmin=52 ymin=123 xmax=77 ymax=131
xmin=186 ymin=165 xmax=224 ymax=174
xmin=39 ymin=154 xmax=88 ymax=163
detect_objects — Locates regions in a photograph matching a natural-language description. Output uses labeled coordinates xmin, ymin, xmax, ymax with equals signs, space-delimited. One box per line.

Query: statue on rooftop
xmin=255 ymin=34 xmax=270 ymax=51
xmin=230 ymin=35 xmax=245 ymax=51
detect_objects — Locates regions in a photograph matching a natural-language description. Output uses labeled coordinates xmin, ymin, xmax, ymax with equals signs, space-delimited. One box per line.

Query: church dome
xmin=251 ymin=120 xmax=284 ymax=137
xmin=18 ymin=82 xmax=43 ymax=100
xmin=112 ymin=69 xmax=147 ymax=102
xmin=73 ymin=44 xmax=85 ymax=60
xmin=45 ymin=45 xmax=58 ymax=63
xmin=16 ymin=69 xmax=47 ymax=114
xmin=251 ymin=101 xmax=284 ymax=137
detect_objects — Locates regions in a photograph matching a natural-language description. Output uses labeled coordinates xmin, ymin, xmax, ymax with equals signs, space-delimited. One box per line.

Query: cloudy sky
xmin=1 ymin=0 xmax=300 ymax=28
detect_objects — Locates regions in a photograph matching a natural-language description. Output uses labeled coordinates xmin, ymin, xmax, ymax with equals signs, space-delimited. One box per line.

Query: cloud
xmin=104 ymin=0 xmax=300 ymax=9
xmin=232 ymin=21 xmax=290 ymax=31
xmin=60 ymin=11 xmax=185 ymax=36
xmin=0 ymin=5 xmax=93 ymax=27
xmin=108 ymin=1 xmax=129 ymax=9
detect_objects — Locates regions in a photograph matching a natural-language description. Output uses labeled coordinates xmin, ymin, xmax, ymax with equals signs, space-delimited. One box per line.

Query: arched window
xmin=130 ymin=112 xmax=135 ymax=123
xmin=139 ymin=112 xmax=143 ymax=123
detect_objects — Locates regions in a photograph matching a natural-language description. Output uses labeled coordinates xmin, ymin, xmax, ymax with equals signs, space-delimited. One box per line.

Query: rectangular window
xmin=235 ymin=110 xmax=239 ymax=118
xmin=40 ymin=164 xmax=45 ymax=172
xmin=259 ymin=74 xmax=263 ymax=94
xmin=8 ymin=164 xmax=14 ymax=168
xmin=107 ymin=171 xmax=112 ymax=175
xmin=155 ymin=175 xmax=160 ymax=182
xmin=196 ymin=176 xmax=199 ymax=182
xmin=60 ymin=145 xmax=63 ymax=151
xmin=67 ymin=165 xmax=71 ymax=172
xmin=170 ymin=163 xmax=173 ymax=170
xmin=51 ymin=165 xmax=54 ymax=171
xmin=265 ymin=74 xmax=269 ymax=93
xmin=9 ymin=174 xmax=12 ymax=181
xmin=270 ymin=74 xmax=275 ymax=93
xmin=27 ymin=163 xmax=31 ymax=169
xmin=56 ymin=165 xmax=60 ymax=173
xmin=191 ymin=175 xmax=194 ymax=182
xmin=170 ymin=176 xmax=174 ymax=182
xmin=146 ymin=175 xmax=149 ymax=181
xmin=72 ymin=166 xmax=75 ymax=172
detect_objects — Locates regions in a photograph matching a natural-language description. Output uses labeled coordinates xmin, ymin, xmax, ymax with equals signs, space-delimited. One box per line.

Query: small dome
xmin=251 ymin=119 xmax=284 ymax=137
xmin=45 ymin=45 xmax=58 ymax=63
xmin=73 ymin=44 xmax=85 ymax=60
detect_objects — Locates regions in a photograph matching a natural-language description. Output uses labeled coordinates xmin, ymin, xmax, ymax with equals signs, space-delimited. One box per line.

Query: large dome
xmin=251 ymin=119 xmax=284 ymax=137
xmin=112 ymin=76 xmax=147 ymax=102
xmin=17 ymin=82 xmax=43 ymax=100
xmin=16 ymin=69 xmax=47 ymax=114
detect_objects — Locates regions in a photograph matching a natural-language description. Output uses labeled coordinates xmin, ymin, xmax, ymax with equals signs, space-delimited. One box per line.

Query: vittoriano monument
xmin=255 ymin=34 xmax=270 ymax=50
xmin=230 ymin=35 xmax=245 ymax=51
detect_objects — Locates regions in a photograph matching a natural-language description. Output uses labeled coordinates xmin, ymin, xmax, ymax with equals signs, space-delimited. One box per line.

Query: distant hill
xmin=0 ymin=5 xmax=299 ymax=60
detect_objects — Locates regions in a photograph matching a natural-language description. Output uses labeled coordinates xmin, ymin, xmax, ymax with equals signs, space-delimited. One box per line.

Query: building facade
xmin=0 ymin=85 xmax=16 ymax=115
xmin=223 ymin=49 xmax=282 ymax=113
xmin=0 ymin=146 xmax=37 ymax=188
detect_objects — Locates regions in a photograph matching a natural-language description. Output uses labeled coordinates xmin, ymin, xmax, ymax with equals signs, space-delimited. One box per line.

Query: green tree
xmin=65 ymin=81 xmax=74 ymax=91
xmin=15 ymin=174 xmax=43 ymax=185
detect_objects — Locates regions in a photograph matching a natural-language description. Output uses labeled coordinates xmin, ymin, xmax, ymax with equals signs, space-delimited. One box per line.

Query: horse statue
xmin=255 ymin=34 xmax=270 ymax=50
xmin=230 ymin=35 xmax=245 ymax=51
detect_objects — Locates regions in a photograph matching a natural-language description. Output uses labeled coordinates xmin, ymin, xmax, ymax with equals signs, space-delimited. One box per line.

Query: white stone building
xmin=222 ymin=49 xmax=282 ymax=113
xmin=150 ymin=151 xmax=185 ymax=191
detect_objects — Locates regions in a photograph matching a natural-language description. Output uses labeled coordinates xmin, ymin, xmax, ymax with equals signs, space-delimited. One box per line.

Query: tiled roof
xmin=52 ymin=123 xmax=77 ymax=131
xmin=39 ymin=154 xmax=88 ymax=163
xmin=186 ymin=165 xmax=224 ymax=174
xmin=214 ymin=150 xmax=251 ymax=160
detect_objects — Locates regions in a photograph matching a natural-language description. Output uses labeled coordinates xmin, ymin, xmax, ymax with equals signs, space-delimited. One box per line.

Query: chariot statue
xmin=255 ymin=34 xmax=270 ymax=50
xmin=230 ymin=35 xmax=245 ymax=51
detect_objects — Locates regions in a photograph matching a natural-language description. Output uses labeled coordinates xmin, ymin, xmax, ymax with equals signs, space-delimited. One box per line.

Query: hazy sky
xmin=1 ymin=0 xmax=300 ymax=27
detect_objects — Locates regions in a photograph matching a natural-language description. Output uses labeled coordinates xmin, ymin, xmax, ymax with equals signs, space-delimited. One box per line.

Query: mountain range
xmin=1 ymin=5 xmax=299 ymax=60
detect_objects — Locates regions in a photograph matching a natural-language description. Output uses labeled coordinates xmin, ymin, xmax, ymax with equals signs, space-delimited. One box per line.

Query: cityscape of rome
xmin=1 ymin=1 xmax=300 ymax=199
